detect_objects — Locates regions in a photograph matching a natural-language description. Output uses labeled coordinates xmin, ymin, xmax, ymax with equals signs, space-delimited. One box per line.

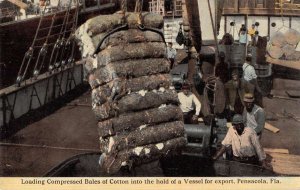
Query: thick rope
xmin=135 ymin=0 xmax=143 ymax=26
xmin=120 ymin=0 xmax=126 ymax=24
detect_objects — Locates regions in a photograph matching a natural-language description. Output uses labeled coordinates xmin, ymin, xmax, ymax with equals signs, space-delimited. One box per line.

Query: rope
xmin=0 ymin=142 xmax=99 ymax=152
xmin=120 ymin=0 xmax=126 ymax=24
xmin=135 ymin=0 xmax=143 ymax=26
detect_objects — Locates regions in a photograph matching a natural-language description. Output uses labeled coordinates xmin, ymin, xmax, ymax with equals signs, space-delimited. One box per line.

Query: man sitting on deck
xmin=243 ymin=93 xmax=266 ymax=139
xmin=213 ymin=114 xmax=268 ymax=168
xmin=178 ymin=83 xmax=201 ymax=124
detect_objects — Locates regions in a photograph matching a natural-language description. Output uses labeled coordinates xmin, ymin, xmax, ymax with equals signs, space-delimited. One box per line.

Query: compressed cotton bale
xmin=98 ymin=29 xmax=164 ymax=50
xmin=88 ymin=58 xmax=170 ymax=88
xmin=86 ymin=12 xmax=163 ymax=37
xmin=268 ymin=45 xmax=284 ymax=59
xmin=101 ymin=137 xmax=187 ymax=174
xmin=99 ymin=121 xmax=185 ymax=154
xmin=282 ymin=44 xmax=296 ymax=57
xmin=286 ymin=51 xmax=300 ymax=61
xmin=270 ymin=32 xmax=287 ymax=47
xmin=284 ymin=28 xmax=300 ymax=46
xmin=93 ymin=89 xmax=179 ymax=121
xmin=96 ymin=42 xmax=166 ymax=66
xmin=97 ymin=105 xmax=183 ymax=137
xmin=91 ymin=74 xmax=172 ymax=105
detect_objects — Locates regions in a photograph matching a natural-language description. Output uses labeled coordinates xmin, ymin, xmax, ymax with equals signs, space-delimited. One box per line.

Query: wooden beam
xmin=265 ymin=122 xmax=280 ymax=133
xmin=267 ymin=56 xmax=300 ymax=71
xmin=264 ymin=148 xmax=289 ymax=154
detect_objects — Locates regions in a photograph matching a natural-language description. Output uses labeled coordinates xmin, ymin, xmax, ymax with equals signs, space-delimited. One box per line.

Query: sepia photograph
xmin=0 ymin=0 xmax=299 ymax=189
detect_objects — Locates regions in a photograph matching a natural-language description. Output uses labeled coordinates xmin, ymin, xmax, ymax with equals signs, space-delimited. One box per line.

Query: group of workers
xmin=167 ymin=41 xmax=269 ymax=169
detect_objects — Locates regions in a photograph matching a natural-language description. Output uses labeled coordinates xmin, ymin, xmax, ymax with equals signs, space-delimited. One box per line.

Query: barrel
xmin=255 ymin=63 xmax=273 ymax=95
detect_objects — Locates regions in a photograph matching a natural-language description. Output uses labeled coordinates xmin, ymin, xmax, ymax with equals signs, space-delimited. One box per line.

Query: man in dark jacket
xmin=215 ymin=52 xmax=229 ymax=84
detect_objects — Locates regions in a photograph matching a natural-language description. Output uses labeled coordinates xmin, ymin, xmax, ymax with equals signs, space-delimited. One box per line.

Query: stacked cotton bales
xmin=75 ymin=12 xmax=186 ymax=174
xmin=268 ymin=29 xmax=300 ymax=60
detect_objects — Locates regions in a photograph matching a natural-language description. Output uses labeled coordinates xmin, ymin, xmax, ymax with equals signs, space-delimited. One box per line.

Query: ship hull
xmin=0 ymin=3 xmax=116 ymax=88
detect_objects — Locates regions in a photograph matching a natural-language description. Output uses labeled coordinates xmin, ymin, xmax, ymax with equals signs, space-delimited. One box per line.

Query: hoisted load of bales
xmin=268 ymin=28 xmax=300 ymax=61
xmin=75 ymin=11 xmax=186 ymax=174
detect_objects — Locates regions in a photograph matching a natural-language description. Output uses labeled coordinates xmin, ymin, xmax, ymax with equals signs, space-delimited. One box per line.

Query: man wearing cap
xmin=243 ymin=93 xmax=265 ymax=139
xmin=215 ymin=51 xmax=229 ymax=84
xmin=213 ymin=114 xmax=268 ymax=168
xmin=178 ymin=83 xmax=201 ymax=124
xmin=225 ymin=70 xmax=254 ymax=116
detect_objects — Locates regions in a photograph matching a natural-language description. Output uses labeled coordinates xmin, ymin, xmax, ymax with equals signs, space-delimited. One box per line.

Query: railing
xmin=223 ymin=0 xmax=300 ymax=15
xmin=149 ymin=0 xmax=182 ymax=17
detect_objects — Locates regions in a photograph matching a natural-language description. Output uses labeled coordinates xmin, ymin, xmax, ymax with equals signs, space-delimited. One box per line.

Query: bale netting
xmin=75 ymin=12 xmax=186 ymax=174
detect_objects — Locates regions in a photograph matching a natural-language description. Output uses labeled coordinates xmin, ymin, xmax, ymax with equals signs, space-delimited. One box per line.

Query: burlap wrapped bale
xmin=75 ymin=13 xmax=164 ymax=57
xmin=85 ymin=12 xmax=163 ymax=37
xmin=88 ymin=58 xmax=170 ymax=88
xmin=98 ymin=29 xmax=164 ymax=50
xmin=282 ymin=44 xmax=296 ymax=57
xmin=284 ymin=28 xmax=300 ymax=46
xmin=97 ymin=105 xmax=183 ymax=137
xmin=96 ymin=42 xmax=166 ymax=66
xmin=268 ymin=45 xmax=284 ymax=59
xmin=99 ymin=121 xmax=185 ymax=154
xmin=270 ymin=32 xmax=287 ymax=48
xmin=286 ymin=51 xmax=300 ymax=61
xmin=101 ymin=137 xmax=186 ymax=174
xmin=91 ymin=74 xmax=172 ymax=105
xmin=76 ymin=11 xmax=186 ymax=175
xmin=92 ymin=89 xmax=179 ymax=121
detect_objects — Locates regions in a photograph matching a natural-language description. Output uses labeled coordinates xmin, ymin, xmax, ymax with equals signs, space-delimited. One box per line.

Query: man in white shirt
xmin=178 ymin=83 xmax=201 ymax=124
xmin=213 ymin=114 xmax=268 ymax=168
xmin=242 ymin=56 xmax=263 ymax=106
xmin=167 ymin=42 xmax=177 ymax=69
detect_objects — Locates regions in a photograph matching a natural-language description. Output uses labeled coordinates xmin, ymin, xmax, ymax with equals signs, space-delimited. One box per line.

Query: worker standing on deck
xmin=213 ymin=114 xmax=268 ymax=168
xmin=242 ymin=56 xmax=263 ymax=106
xmin=215 ymin=52 xmax=229 ymax=84
xmin=167 ymin=42 xmax=177 ymax=69
xmin=239 ymin=25 xmax=247 ymax=46
xmin=248 ymin=24 xmax=256 ymax=43
xmin=225 ymin=70 xmax=254 ymax=117
xmin=178 ymin=83 xmax=201 ymax=124
xmin=243 ymin=93 xmax=265 ymax=139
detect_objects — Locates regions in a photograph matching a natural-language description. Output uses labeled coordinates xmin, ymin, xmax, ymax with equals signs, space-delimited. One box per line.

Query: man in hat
xmin=243 ymin=93 xmax=265 ymax=139
xmin=213 ymin=114 xmax=268 ymax=168
xmin=242 ymin=56 xmax=263 ymax=107
xmin=178 ymin=83 xmax=201 ymax=124
xmin=225 ymin=70 xmax=254 ymax=117
xmin=215 ymin=51 xmax=229 ymax=84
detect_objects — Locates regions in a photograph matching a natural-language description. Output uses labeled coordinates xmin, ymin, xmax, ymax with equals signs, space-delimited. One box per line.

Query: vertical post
xmin=267 ymin=16 xmax=270 ymax=38
xmin=0 ymin=63 xmax=4 ymax=89
xmin=234 ymin=0 xmax=239 ymax=13
xmin=224 ymin=16 xmax=227 ymax=34
xmin=1 ymin=94 xmax=7 ymax=130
